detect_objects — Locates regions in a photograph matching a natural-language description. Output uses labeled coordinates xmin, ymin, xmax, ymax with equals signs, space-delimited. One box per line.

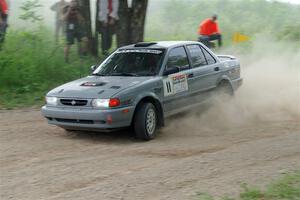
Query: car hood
xmin=47 ymin=76 xmax=149 ymax=99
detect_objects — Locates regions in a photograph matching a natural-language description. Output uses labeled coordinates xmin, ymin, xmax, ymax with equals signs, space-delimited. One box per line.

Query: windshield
xmin=93 ymin=49 xmax=164 ymax=76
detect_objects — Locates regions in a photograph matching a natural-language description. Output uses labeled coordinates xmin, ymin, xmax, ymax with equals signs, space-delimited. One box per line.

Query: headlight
xmin=92 ymin=99 xmax=110 ymax=108
xmin=46 ymin=96 xmax=58 ymax=106
xmin=92 ymin=98 xmax=120 ymax=108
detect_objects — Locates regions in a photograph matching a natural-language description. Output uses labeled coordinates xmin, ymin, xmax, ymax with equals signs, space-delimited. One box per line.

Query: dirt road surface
xmin=1 ymin=107 xmax=299 ymax=200
xmin=1 ymin=43 xmax=300 ymax=200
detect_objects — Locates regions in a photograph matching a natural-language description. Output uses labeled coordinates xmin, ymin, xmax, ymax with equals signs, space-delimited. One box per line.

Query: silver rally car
xmin=42 ymin=41 xmax=242 ymax=140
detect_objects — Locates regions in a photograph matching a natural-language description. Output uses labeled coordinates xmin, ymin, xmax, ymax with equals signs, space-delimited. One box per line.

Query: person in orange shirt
xmin=198 ymin=14 xmax=222 ymax=48
xmin=0 ymin=0 xmax=8 ymax=46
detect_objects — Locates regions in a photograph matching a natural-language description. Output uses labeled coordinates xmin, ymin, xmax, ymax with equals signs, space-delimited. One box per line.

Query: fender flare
xmin=132 ymin=92 xmax=164 ymax=127
xmin=217 ymin=75 xmax=234 ymax=92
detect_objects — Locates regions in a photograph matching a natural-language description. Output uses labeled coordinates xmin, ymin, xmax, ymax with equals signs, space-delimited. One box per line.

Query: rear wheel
xmin=134 ymin=103 xmax=158 ymax=140
xmin=217 ymin=81 xmax=234 ymax=97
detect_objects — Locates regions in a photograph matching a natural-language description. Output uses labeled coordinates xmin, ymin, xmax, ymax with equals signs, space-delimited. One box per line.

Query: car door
xmin=186 ymin=44 xmax=221 ymax=98
xmin=201 ymin=45 xmax=222 ymax=88
xmin=162 ymin=46 xmax=193 ymax=114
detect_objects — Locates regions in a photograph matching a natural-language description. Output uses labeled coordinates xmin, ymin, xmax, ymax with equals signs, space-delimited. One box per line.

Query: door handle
xmin=214 ymin=67 xmax=220 ymax=71
xmin=188 ymin=73 xmax=194 ymax=78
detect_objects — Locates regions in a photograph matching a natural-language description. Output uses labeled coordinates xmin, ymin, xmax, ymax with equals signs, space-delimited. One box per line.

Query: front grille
xmin=55 ymin=118 xmax=94 ymax=124
xmin=60 ymin=99 xmax=88 ymax=106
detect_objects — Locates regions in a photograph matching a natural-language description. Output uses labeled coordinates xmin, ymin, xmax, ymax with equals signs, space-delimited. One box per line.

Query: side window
xmin=201 ymin=47 xmax=216 ymax=65
xmin=187 ymin=45 xmax=207 ymax=68
xmin=166 ymin=47 xmax=190 ymax=71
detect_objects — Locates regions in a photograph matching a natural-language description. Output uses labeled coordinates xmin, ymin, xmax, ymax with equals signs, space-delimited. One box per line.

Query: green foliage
xmin=146 ymin=0 xmax=300 ymax=45
xmin=19 ymin=0 xmax=43 ymax=23
xmin=0 ymin=28 xmax=98 ymax=108
xmin=266 ymin=171 xmax=300 ymax=199
xmin=1 ymin=0 xmax=300 ymax=108
xmin=278 ymin=25 xmax=300 ymax=41
xmin=198 ymin=171 xmax=300 ymax=200
xmin=197 ymin=193 xmax=215 ymax=200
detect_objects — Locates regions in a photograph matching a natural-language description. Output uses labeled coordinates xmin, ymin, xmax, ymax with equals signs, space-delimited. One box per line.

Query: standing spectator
xmin=51 ymin=0 xmax=69 ymax=43
xmin=0 ymin=0 xmax=8 ymax=47
xmin=63 ymin=0 xmax=88 ymax=63
xmin=198 ymin=14 xmax=222 ymax=48
xmin=97 ymin=0 xmax=119 ymax=55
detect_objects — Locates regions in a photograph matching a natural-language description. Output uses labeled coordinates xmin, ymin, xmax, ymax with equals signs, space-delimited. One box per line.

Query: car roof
xmin=119 ymin=41 xmax=200 ymax=50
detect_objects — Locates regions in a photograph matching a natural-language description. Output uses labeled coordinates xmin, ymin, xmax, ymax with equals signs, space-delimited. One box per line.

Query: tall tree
xmin=78 ymin=0 xmax=98 ymax=56
xmin=117 ymin=0 xmax=148 ymax=47
xmin=80 ymin=0 xmax=148 ymax=56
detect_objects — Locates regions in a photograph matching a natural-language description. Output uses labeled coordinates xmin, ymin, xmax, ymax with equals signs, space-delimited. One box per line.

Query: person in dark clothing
xmin=63 ymin=0 xmax=88 ymax=63
xmin=97 ymin=0 xmax=119 ymax=55
xmin=0 ymin=0 xmax=8 ymax=48
xmin=198 ymin=14 xmax=222 ymax=48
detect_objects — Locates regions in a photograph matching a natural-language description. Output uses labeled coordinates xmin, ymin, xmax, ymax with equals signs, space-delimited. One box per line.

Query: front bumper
xmin=41 ymin=105 xmax=134 ymax=130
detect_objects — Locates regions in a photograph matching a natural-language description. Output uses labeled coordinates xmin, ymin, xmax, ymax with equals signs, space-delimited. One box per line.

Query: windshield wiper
xmin=110 ymin=73 xmax=139 ymax=77
xmin=138 ymin=72 xmax=156 ymax=76
xmin=92 ymin=73 xmax=106 ymax=76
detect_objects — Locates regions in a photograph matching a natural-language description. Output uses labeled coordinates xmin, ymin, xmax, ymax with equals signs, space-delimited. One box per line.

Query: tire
xmin=217 ymin=81 xmax=234 ymax=97
xmin=63 ymin=128 xmax=75 ymax=132
xmin=133 ymin=103 xmax=158 ymax=140
xmin=60 ymin=126 xmax=76 ymax=132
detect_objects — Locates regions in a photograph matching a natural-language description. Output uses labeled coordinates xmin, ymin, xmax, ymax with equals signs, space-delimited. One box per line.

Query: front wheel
xmin=133 ymin=103 xmax=158 ymax=140
xmin=62 ymin=128 xmax=76 ymax=133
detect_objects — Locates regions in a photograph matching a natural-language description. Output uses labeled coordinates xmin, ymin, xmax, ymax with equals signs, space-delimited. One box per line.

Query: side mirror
xmin=90 ymin=65 xmax=97 ymax=73
xmin=163 ymin=66 xmax=179 ymax=76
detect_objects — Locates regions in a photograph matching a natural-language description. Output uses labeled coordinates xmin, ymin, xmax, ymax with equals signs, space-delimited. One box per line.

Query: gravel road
xmin=1 ymin=42 xmax=300 ymax=200
xmin=0 ymin=106 xmax=299 ymax=200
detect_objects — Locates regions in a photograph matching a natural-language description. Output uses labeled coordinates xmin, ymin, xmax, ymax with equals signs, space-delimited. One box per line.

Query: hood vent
xmin=110 ymin=86 xmax=121 ymax=89
xmin=98 ymin=90 xmax=104 ymax=94
xmin=58 ymin=89 xmax=64 ymax=94
xmin=81 ymin=82 xmax=107 ymax=87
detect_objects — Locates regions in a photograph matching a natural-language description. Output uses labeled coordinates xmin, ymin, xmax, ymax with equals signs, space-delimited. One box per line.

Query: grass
xmin=198 ymin=170 xmax=300 ymax=200
xmin=0 ymin=28 xmax=104 ymax=109
xmin=1 ymin=0 xmax=300 ymax=109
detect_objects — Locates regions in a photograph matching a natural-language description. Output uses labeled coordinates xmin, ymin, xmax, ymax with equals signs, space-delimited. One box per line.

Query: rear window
xmin=166 ymin=46 xmax=190 ymax=71
xmin=201 ymin=47 xmax=216 ymax=65
xmin=187 ymin=45 xmax=207 ymax=68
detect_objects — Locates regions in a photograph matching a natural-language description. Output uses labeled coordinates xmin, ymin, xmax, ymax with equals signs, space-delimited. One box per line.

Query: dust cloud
xmin=166 ymin=37 xmax=300 ymax=133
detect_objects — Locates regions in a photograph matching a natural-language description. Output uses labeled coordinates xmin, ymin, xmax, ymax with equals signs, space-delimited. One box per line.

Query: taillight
xmin=109 ymin=98 xmax=120 ymax=107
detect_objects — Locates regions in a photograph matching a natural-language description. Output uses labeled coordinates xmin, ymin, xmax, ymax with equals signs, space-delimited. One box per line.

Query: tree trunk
xmin=79 ymin=0 xmax=98 ymax=57
xmin=117 ymin=0 xmax=148 ymax=47
xmin=117 ymin=0 xmax=130 ymax=47
xmin=94 ymin=0 xmax=100 ymax=56
xmin=130 ymin=0 xmax=148 ymax=43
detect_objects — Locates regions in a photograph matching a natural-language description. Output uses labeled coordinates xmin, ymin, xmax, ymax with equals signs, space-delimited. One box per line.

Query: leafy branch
xmin=19 ymin=0 xmax=43 ymax=23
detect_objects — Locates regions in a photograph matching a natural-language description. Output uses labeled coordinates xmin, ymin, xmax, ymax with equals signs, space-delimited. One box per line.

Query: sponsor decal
xmin=163 ymin=73 xmax=188 ymax=96
xmin=117 ymin=49 xmax=163 ymax=54
xmin=172 ymin=74 xmax=188 ymax=94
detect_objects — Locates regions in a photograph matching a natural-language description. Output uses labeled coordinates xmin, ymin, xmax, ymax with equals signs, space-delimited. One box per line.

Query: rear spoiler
xmin=217 ymin=55 xmax=237 ymax=60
